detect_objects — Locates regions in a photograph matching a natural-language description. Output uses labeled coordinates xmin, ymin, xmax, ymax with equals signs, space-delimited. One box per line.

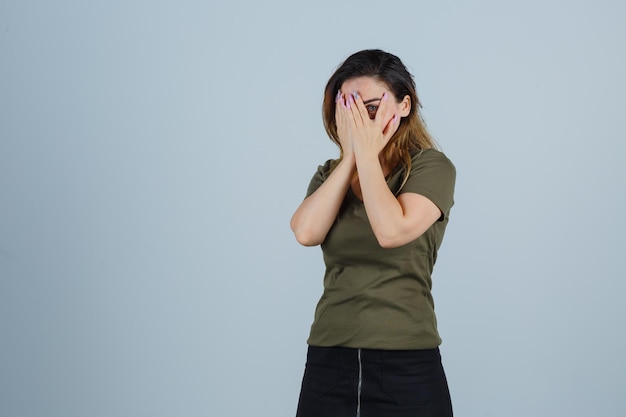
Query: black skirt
xmin=296 ymin=346 xmax=453 ymax=417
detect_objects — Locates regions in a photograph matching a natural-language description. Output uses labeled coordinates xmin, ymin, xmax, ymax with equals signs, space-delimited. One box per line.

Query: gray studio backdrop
xmin=1 ymin=1 xmax=625 ymax=416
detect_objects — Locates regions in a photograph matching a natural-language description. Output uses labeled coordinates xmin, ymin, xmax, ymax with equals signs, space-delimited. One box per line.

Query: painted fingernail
xmin=336 ymin=90 xmax=341 ymax=102
xmin=352 ymin=91 xmax=359 ymax=99
xmin=383 ymin=92 xmax=388 ymax=101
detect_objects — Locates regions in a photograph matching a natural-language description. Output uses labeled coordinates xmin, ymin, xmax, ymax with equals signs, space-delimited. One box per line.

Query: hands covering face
xmin=335 ymin=90 xmax=399 ymax=161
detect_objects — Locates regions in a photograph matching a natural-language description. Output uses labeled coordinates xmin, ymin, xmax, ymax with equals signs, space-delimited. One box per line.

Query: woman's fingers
xmin=382 ymin=114 xmax=399 ymax=142
xmin=345 ymin=90 xmax=396 ymax=149
xmin=378 ymin=92 xmax=400 ymax=146
xmin=337 ymin=89 xmax=399 ymax=156
xmin=334 ymin=91 xmax=342 ymax=122
xmin=335 ymin=90 xmax=358 ymax=157
xmin=336 ymin=91 xmax=350 ymax=130
xmin=349 ymin=91 xmax=368 ymax=125
xmin=376 ymin=92 xmax=395 ymax=130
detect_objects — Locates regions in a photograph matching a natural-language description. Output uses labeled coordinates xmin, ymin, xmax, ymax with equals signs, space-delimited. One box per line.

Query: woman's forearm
xmin=290 ymin=156 xmax=356 ymax=246
xmin=356 ymin=154 xmax=441 ymax=248
xmin=355 ymin=155 xmax=406 ymax=247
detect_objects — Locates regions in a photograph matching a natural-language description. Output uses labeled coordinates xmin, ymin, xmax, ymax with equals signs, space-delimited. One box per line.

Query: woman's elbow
xmin=290 ymin=219 xmax=323 ymax=246
xmin=293 ymin=229 xmax=323 ymax=246
xmin=375 ymin=228 xmax=416 ymax=249
xmin=376 ymin=235 xmax=403 ymax=249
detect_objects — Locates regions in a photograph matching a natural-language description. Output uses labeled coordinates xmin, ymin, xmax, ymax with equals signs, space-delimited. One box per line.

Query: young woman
xmin=291 ymin=49 xmax=456 ymax=417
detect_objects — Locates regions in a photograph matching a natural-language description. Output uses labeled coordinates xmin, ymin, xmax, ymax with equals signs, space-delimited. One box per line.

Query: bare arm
xmin=346 ymin=90 xmax=441 ymax=248
xmin=290 ymin=155 xmax=355 ymax=246
xmin=356 ymin=154 xmax=441 ymax=248
xmin=291 ymin=91 xmax=359 ymax=246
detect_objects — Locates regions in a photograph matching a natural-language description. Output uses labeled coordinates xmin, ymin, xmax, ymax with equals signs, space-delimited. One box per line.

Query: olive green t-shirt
xmin=304 ymin=148 xmax=456 ymax=350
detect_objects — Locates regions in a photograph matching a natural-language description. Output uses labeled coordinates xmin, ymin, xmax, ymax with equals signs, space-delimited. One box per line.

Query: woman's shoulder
xmin=315 ymin=158 xmax=339 ymax=180
xmin=410 ymin=148 xmax=455 ymax=170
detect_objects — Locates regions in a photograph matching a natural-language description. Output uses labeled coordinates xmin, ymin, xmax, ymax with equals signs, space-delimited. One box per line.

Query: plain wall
xmin=1 ymin=0 xmax=625 ymax=416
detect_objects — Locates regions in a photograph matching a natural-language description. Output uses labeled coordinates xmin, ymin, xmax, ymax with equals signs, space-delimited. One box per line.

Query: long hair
xmin=322 ymin=49 xmax=436 ymax=189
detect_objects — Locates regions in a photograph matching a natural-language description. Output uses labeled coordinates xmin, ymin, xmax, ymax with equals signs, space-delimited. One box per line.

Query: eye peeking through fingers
xmin=364 ymin=99 xmax=382 ymax=119
xmin=366 ymin=104 xmax=379 ymax=119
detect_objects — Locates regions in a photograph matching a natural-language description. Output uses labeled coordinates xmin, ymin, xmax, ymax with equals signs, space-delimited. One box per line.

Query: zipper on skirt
xmin=356 ymin=348 xmax=362 ymax=417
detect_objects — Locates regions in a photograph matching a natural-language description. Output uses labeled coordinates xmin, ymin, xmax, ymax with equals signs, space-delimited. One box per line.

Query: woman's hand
xmin=338 ymin=91 xmax=399 ymax=161
xmin=335 ymin=91 xmax=355 ymax=160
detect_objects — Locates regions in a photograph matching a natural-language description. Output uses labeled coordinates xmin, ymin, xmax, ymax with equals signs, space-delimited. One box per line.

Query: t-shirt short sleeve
xmin=399 ymin=149 xmax=456 ymax=220
xmin=305 ymin=159 xmax=335 ymax=198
